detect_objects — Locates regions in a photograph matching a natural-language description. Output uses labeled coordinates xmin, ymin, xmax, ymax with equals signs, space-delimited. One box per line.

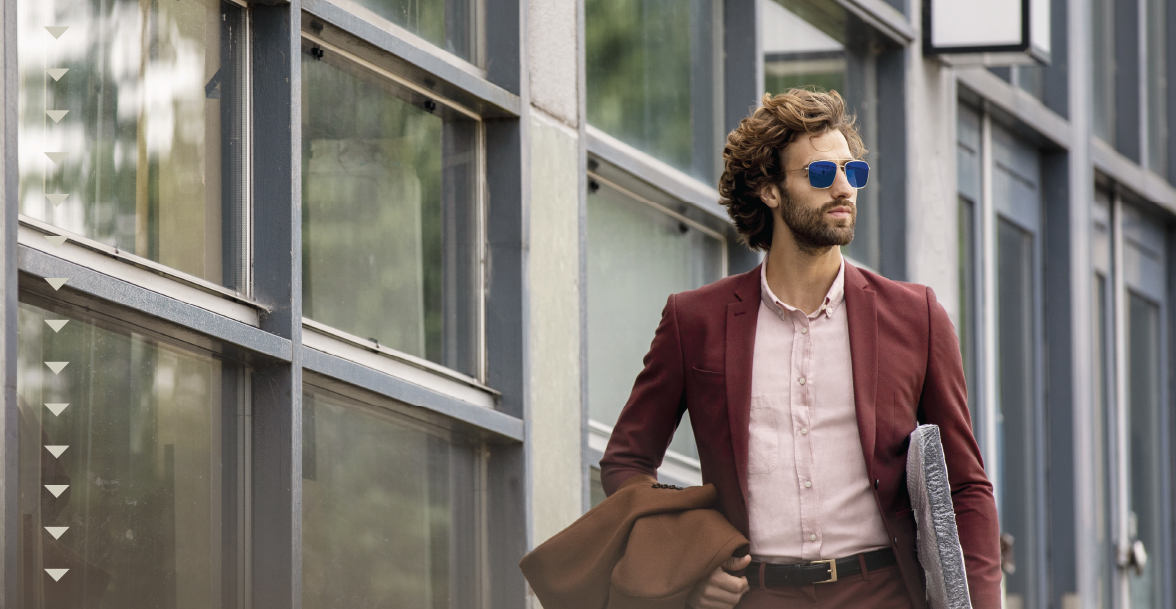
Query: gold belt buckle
xmin=811 ymin=559 xmax=838 ymax=583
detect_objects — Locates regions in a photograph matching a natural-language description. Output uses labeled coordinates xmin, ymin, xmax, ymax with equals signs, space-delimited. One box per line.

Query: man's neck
xmin=763 ymin=233 xmax=843 ymax=316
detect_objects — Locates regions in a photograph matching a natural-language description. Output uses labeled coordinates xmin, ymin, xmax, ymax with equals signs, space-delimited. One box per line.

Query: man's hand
xmin=686 ymin=554 xmax=752 ymax=609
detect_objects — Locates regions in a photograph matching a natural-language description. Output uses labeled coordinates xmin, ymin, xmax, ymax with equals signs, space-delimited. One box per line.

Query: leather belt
xmin=743 ymin=547 xmax=897 ymax=587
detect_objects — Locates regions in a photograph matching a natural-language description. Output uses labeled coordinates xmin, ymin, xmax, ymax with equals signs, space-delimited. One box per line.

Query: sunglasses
xmin=785 ymin=159 xmax=870 ymax=189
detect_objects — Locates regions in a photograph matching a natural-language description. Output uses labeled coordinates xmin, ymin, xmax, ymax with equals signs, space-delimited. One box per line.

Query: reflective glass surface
xmin=760 ymin=0 xmax=880 ymax=269
xmin=996 ymin=218 xmax=1039 ymax=608
xmin=586 ymin=178 xmax=725 ymax=460
xmin=302 ymin=387 xmax=482 ymax=608
xmin=586 ymin=0 xmax=721 ymax=182
xmin=1091 ymin=0 xmax=1115 ymax=144
xmin=345 ymin=0 xmax=481 ymax=64
xmin=1127 ymin=293 xmax=1163 ymax=609
xmin=17 ymin=0 xmax=249 ymax=289
xmin=301 ymin=43 xmax=480 ymax=377
xmin=1145 ymin=0 xmax=1168 ymax=177
xmin=16 ymin=297 xmax=245 ymax=608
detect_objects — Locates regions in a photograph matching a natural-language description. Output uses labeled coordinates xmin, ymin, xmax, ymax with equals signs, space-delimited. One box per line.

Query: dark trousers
xmin=736 ymin=563 xmax=914 ymax=609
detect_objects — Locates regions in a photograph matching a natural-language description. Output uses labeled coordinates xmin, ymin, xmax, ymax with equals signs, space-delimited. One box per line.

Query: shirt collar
xmin=759 ymin=256 xmax=846 ymax=320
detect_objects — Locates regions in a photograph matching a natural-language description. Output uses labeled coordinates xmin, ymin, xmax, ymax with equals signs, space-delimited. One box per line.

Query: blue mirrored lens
xmin=807 ymin=161 xmax=837 ymax=188
xmin=845 ymin=161 xmax=869 ymax=188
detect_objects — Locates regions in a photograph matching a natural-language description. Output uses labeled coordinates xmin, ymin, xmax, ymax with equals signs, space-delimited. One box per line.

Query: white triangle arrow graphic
xmin=45 ymin=445 xmax=68 ymax=458
xmin=45 ymin=278 xmax=68 ymax=291
xmin=45 ymin=193 xmax=68 ymax=206
xmin=46 ymin=68 xmax=69 ymax=81
xmin=44 ymin=361 xmax=69 ymax=374
xmin=44 ymin=236 xmax=67 ymax=248
xmin=45 ymin=568 xmax=68 ymax=581
xmin=45 ymin=320 xmax=69 ymax=332
xmin=44 ymin=26 xmax=69 ymax=39
xmin=45 ymin=526 xmax=68 ymax=539
xmin=44 ymin=485 xmax=68 ymax=498
xmin=44 ymin=152 xmax=68 ymax=164
xmin=46 ymin=110 xmax=69 ymax=123
xmin=45 ymin=403 xmax=69 ymax=416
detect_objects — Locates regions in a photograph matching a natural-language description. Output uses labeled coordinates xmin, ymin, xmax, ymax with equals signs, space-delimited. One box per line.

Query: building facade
xmin=0 ymin=0 xmax=1173 ymax=607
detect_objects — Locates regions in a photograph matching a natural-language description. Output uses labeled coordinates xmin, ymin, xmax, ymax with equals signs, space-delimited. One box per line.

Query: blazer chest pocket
xmin=689 ymin=366 xmax=726 ymax=385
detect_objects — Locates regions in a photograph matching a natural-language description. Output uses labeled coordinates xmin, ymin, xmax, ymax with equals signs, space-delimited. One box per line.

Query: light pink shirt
xmin=746 ymin=257 xmax=892 ymax=563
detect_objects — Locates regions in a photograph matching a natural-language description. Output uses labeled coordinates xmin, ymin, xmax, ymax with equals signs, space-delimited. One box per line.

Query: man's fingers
xmin=697 ymin=584 xmax=745 ymax=608
xmin=710 ymin=570 xmax=749 ymax=595
xmin=722 ymin=554 xmax=753 ymax=571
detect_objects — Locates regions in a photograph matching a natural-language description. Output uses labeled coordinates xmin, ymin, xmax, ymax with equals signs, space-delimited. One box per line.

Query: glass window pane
xmin=1127 ymin=292 xmax=1163 ymax=609
xmin=301 ymin=44 xmax=481 ymax=377
xmin=760 ymin=0 xmax=880 ymax=269
xmin=957 ymin=196 xmax=978 ymax=439
xmin=590 ymin=468 xmax=607 ymax=508
xmin=996 ymin=218 xmax=1039 ymax=607
xmin=344 ymin=0 xmax=481 ymax=64
xmin=587 ymin=178 xmax=724 ymax=460
xmin=585 ymin=0 xmax=721 ymax=182
xmin=16 ymin=297 xmax=244 ymax=607
xmin=301 ymin=387 xmax=482 ymax=608
xmin=1091 ymin=0 xmax=1116 ymax=143
xmin=1145 ymin=0 xmax=1167 ymax=177
xmin=17 ymin=0 xmax=249 ymax=290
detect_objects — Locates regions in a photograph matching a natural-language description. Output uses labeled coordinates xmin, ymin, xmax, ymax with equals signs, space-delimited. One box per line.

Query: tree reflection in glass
xmin=16 ymin=297 xmax=245 ymax=608
xmin=17 ymin=0 xmax=249 ymax=289
xmin=301 ymin=44 xmax=481 ymax=377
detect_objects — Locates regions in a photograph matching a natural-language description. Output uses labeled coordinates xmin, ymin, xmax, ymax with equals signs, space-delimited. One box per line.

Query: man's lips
xmin=827 ymin=206 xmax=852 ymax=218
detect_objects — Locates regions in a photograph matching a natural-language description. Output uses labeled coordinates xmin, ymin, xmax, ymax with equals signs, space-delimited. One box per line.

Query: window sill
xmin=302 ymin=317 xmax=499 ymax=409
xmin=18 ymin=216 xmax=263 ymax=326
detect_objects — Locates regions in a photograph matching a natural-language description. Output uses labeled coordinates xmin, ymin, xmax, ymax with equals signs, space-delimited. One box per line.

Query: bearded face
xmin=775 ymin=183 xmax=856 ymax=255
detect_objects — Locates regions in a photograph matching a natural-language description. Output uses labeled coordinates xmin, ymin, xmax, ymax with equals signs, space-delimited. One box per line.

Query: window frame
xmin=2 ymin=0 xmax=529 ymax=605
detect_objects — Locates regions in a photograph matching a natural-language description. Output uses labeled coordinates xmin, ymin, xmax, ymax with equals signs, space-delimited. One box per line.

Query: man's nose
xmin=829 ymin=166 xmax=856 ymax=200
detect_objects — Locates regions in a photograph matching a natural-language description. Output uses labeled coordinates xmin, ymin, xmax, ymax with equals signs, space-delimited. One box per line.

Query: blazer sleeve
xmin=918 ymin=286 xmax=1003 ymax=609
xmin=599 ymin=293 xmax=688 ymax=496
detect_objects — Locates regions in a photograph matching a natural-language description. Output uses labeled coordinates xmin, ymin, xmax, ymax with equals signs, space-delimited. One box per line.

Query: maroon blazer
xmin=600 ymin=262 xmax=1002 ymax=609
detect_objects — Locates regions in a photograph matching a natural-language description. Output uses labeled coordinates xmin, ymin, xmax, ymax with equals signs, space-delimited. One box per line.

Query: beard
xmin=777 ymin=186 xmax=856 ymax=255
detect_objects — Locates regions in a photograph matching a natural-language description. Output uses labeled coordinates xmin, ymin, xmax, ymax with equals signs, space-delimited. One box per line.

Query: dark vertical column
xmin=1113 ymin=0 xmax=1140 ymax=162
xmin=1042 ymin=0 xmax=1069 ymax=118
xmin=1042 ymin=151 xmax=1077 ymax=608
xmin=251 ymin=3 xmax=302 ymax=609
xmin=876 ymin=46 xmax=907 ymax=281
xmin=723 ymin=0 xmax=762 ymax=276
xmin=483 ymin=0 xmax=527 ymax=607
xmin=1168 ymin=0 xmax=1176 ymax=182
xmin=1 ymin=0 xmax=19 ymax=603
xmin=722 ymin=0 xmax=760 ymax=135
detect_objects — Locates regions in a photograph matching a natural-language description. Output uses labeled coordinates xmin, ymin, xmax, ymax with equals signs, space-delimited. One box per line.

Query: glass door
xmin=1103 ymin=194 xmax=1172 ymax=609
xmin=1115 ymin=201 xmax=1170 ymax=609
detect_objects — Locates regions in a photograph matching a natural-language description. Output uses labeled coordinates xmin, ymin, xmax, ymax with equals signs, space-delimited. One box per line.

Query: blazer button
xmin=874 ymin=479 xmax=880 ymax=489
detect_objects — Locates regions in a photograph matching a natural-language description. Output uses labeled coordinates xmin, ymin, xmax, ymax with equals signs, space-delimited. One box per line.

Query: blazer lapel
xmin=727 ymin=265 xmax=761 ymax=509
xmin=843 ymin=264 xmax=878 ymax=478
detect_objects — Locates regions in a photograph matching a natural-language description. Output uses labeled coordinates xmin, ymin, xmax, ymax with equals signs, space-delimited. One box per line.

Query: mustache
xmin=820 ymin=199 xmax=856 ymax=213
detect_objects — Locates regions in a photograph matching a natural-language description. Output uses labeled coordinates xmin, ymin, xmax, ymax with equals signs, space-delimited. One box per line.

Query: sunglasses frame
xmin=784 ymin=159 xmax=870 ymax=190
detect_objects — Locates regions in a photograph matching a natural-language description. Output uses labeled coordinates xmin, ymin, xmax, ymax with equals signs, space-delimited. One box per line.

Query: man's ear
xmin=759 ymin=183 xmax=782 ymax=209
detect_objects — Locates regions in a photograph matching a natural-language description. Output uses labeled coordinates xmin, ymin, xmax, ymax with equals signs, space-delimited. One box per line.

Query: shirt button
xmin=810 ymin=533 xmax=817 ymax=541
xmin=801 ymin=427 xmax=809 ymax=435
xmin=798 ymin=377 xmax=806 ymax=385
xmin=800 ymin=327 xmax=808 ymax=334
xmin=804 ymin=480 xmax=812 ymax=488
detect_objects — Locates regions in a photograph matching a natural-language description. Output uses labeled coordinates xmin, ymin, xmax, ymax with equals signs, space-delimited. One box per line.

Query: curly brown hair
xmin=718 ymin=88 xmax=866 ymax=251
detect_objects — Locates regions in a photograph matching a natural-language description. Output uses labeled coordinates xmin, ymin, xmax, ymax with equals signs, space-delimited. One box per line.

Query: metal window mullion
xmin=2 ymin=0 xmax=19 ymax=603
xmin=249 ymin=2 xmax=303 ymax=608
xmin=1111 ymin=193 xmax=1132 ymax=609
xmin=980 ymin=110 xmax=1001 ymax=510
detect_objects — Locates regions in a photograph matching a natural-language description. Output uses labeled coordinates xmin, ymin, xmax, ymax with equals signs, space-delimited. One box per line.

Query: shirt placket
xmin=790 ymin=307 xmax=820 ymax=560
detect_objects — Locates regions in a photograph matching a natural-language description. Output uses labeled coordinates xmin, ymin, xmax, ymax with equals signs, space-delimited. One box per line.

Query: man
xmin=599 ymin=89 xmax=1001 ymax=609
